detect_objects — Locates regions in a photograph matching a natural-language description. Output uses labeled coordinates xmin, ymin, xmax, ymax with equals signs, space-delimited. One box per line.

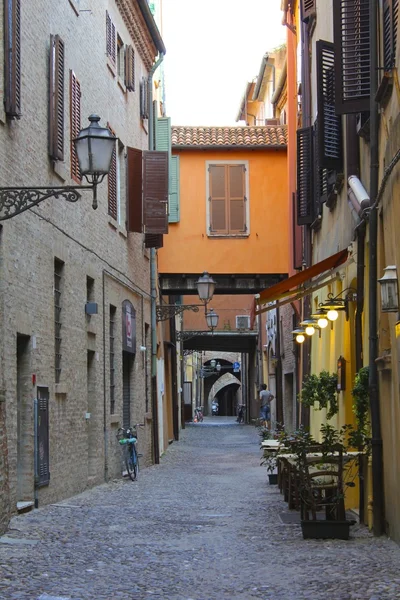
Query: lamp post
xmin=0 ymin=114 xmax=116 ymax=221
xmin=206 ymin=308 xmax=219 ymax=332
xmin=378 ymin=265 xmax=399 ymax=312
xmin=196 ymin=271 xmax=216 ymax=307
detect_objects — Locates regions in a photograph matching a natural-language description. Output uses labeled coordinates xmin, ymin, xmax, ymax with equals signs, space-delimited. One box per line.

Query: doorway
xmin=16 ymin=334 xmax=32 ymax=503
xmin=122 ymin=352 xmax=134 ymax=428
xmin=87 ymin=350 xmax=97 ymax=479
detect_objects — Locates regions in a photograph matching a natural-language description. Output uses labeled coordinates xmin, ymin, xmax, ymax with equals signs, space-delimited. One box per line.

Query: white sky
xmin=161 ymin=0 xmax=286 ymax=126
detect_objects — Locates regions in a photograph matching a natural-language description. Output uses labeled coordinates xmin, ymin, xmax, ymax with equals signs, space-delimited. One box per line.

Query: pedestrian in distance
xmin=259 ymin=383 xmax=274 ymax=429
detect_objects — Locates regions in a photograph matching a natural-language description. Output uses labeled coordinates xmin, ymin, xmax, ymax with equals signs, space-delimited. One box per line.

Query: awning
xmin=255 ymin=248 xmax=349 ymax=308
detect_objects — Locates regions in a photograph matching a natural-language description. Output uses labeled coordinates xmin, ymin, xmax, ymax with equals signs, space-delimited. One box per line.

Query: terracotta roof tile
xmin=171 ymin=125 xmax=287 ymax=148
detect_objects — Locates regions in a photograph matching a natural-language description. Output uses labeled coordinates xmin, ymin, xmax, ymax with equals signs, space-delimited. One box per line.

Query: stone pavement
xmin=1 ymin=419 xmax=400 ymax=600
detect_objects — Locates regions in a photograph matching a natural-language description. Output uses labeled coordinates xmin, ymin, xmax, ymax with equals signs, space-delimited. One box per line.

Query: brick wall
xmin=0 ymin=0 xmax=159 ymax=527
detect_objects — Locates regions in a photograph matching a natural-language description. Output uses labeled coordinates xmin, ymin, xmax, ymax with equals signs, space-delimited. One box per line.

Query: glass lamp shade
xmin=74 ymin=114 xmax=116 ymax=177
xmin=378 ymin=265 xmax=399 ymax=312
xmin=305 ymin=325 xmax=315 ymax=335
xmin=311 ymin=308 xmax=329 ymax=329
xmin=292 ymin=327 xmax=306 ymax=344
xmin=210 ymin=359 xmax=216 ymax=369
xmin=216 ymin=362 xmax=222 ymax=372
xmin=327 ymin=309 xmax=339 ymax=321
xmin=296 ymin=334 xmax=305 ymax=343
xmin=196 ymin=272 xmax=216 ymax=303
xmin=206 ymin=308 xmax=219 ymax=329
xmin=301 ymin=319 xmax=318 ymax=336
xmin=317 ymin=316 xmax=328 ymax=328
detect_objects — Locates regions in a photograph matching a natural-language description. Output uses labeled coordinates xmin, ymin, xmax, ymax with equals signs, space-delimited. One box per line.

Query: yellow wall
xmin=158 ymin=149 xmax=288 ymax=275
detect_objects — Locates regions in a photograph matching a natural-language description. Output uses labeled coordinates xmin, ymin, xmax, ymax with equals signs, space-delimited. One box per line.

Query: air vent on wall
xmin=236 ymin=315 xmax=250 ymax=330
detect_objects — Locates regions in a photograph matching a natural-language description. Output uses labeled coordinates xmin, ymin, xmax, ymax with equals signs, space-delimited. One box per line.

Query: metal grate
xmin=54 ymin=259 xmax=64 ymax=383
xmin=109 ymin=306 xmax=116 ymax=414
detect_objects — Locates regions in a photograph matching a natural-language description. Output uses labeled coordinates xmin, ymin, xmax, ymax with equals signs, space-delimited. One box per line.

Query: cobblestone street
xmin=1 ymin=420 xmax=400 ymax=600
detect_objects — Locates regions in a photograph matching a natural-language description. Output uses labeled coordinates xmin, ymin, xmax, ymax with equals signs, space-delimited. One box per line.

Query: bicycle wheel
xmin=125 ymin=443 xmax=139 ymax=481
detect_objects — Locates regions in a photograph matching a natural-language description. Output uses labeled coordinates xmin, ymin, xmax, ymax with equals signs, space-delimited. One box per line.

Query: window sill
xmin=207 ymin=233 xmax=249 ymax=239
xmin=52 ymin=160 xmax=68 ymax=183
xmin=68 ymin=0 xmax=79 ymax=16
xmin=108 ymin=216 xmax=127 ymax=239
xmin=107 ymin=59 xmax=116 ymax=78
xmin=117 ymin=78 xmax=127 ymax=95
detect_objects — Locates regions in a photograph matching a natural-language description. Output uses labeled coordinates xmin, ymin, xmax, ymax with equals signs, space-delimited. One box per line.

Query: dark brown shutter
xmin=49 ymin=35 xmax=65 ymax=161
xmin=143 ymin=151 xmax=169 ymax=234
xmin=37 ymin=388 xmax=50 ymax=487
xmin=228 ymin=165 xmax=246 ymax=233
xmin=209 ymin=165 xmax=227 ymax=233
xmin=292 ymin=192 xmax=303 ymax=270
xmin=296 ymin=126 xmax=314 ymax=225
xmin=383 ymin=0 xmax=399 ymax=70
xmin=301 ymin=0 xmax=316 ymax=22
xmin=145 ymin=234 xmax=163 ymax=248
xmin=4 ymin=0 xmax=21 ymax=118
xmin=125 ymin=45 xmax=135 ymax=91
xmin=333 ymin=0 xmax=370 ymax=114
xmin=316 ymin=40 xmax=342 ymax=171
xmin=126 ymin=147 xmax=143 ymax=233
xmin=106 ymin=11 xmax=116 ymax=64
xmin=70 ymin=70 xmax=81 ymax=182
xmin=107 ymin=124 xmax=117 ymax=220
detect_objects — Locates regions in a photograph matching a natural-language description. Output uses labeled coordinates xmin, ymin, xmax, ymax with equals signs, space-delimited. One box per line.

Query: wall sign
xmin=122 ymin=300 xmax=136 ymax=354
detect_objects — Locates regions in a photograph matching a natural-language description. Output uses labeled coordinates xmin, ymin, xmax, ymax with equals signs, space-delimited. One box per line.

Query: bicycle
xmin=194 ymin=406 xmax=204 ymax=422
xmin=116 ymin=424 xmax=144 ymax=481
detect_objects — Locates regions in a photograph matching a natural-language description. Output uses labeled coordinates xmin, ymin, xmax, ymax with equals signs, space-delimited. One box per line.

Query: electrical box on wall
xmin=85 ymin=302 xmax=98 ymax=315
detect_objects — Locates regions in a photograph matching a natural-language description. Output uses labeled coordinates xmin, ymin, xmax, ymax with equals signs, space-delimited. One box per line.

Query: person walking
xmin=259 ymin=383 xmax=274 ymax=429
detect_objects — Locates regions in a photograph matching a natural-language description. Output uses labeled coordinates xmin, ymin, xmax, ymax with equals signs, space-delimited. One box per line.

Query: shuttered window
xmin=70 ymin=71 xmax=81 ymax=182
xmin=301 ymin=0 xmax=316 ymax=22
xmin=106 ymin=11 xmax=116 ymax=64
xmin=107 ymin=124 xmax=117 ymax=220
xmin=49 ymin=35 xmax=65 ymax=161
xmin=143 ymin=151 xmax=169 ymax=234
xmin=169 ymin=155 xmax=180 ymax=223
xmin=208 ymin=164 xmax=247 ymax=235
xmin=37 ymin=388 xmax=50 ymax=487
xmin=4 ymin=0 xmax=21 ymax=118
xmin=125 ymin=45 xmax=135 ymax=91
xmin=316 ymin=40 xmax=342 ymax=171
xmin=126 ymin=147 xmax=143 ymax=233
xmin=144 ymin=234 xmax=163 ymax=248
xmin=333 ymin=0 xmax=370 ymax=114
xmin=383 ymin=0 xmax=399 ymax=70
xmin=140 ymin=77 xmax=149 ymax=119
xmin=296 ymin=127 xmax=314 ymax=225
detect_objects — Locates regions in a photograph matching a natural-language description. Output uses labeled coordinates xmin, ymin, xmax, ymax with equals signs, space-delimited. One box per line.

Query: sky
xmin=161 ymin=0 xmax=286 ymax=127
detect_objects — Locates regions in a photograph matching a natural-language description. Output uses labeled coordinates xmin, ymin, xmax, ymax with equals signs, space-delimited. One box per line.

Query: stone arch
xmin=208 ymin=372 xmax=241 ymax=416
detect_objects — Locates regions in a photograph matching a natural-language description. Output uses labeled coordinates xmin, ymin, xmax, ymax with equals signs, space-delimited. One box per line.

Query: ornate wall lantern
xmin=378 ymin=265 xmax=399 ymax=312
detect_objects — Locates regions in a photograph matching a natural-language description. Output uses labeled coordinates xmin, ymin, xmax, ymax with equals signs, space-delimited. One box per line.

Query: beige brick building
xmin=0 ymin=0 xmax=165 ymax=533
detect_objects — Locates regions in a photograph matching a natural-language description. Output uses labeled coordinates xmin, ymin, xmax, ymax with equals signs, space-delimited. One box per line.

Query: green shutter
xmin=155 ymin=117 xmax=171 ymax=153
xmin=169 ymin=155 xmax=180 ymax=223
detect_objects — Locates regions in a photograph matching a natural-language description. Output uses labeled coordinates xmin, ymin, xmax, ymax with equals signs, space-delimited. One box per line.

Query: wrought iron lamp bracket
xmin=176 ymin=330 xmax=212 ymax=341
xmin=320 ymin=287 xmax=357 ymax=321
xmin=156 ymin=304 xmax=201 ymax=322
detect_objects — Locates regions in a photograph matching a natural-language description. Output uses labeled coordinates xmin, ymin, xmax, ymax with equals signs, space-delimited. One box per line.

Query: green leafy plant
xmin=350 ymin=366 xmax=371 ymax=451
xmin=299 ymin=371 xmax=339 ymax=419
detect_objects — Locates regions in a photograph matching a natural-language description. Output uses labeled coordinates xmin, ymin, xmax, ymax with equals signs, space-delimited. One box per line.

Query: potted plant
xmin=283 ymin=424 xmax=357 ymax=539
xmin=299 ymin=370 xmax=339 ymax=419
xmin=261 ymin=451 xmax=279 ymax=484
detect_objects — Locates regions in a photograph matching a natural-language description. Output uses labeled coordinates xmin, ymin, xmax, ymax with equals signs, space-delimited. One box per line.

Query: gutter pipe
xmin=369 ymin=0 xmax=384 ymax=536
xmin=148 ymin=52 xmax=165 ymax=465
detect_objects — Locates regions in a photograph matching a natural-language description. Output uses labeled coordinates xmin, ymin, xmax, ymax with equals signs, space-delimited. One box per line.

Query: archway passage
xmin=208 ymin=372 xmax=241 ymax=417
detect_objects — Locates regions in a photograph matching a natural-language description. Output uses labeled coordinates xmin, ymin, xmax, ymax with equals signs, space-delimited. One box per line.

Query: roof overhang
xmin=254 ymin=249 xmax=349 ymax=316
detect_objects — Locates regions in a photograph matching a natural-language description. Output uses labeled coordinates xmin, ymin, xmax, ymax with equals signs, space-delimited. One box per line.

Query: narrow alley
xmin=1 ymin=422 xmax=400 ymax=600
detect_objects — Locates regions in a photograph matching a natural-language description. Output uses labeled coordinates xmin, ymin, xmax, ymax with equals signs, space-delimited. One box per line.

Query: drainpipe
xmin=148 ymin=53 xmax=165 ymax=464
xmin=369 ymin=0 xmax=384 ymax=536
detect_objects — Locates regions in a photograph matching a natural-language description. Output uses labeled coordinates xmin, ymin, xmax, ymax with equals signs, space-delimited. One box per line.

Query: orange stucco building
xmin=158 ymin=125 xmax=289 ymax=278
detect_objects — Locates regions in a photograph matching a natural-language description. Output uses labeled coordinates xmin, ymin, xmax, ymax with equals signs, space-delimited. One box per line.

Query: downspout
xmin=368 ymin=0 xmax=384 ymax=536
xmin=148 ymin=52 xmax=165 ymax=465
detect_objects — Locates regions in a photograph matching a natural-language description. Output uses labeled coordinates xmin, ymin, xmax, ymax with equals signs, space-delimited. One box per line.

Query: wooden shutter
xmin=140 ymin=77 xmax=149 ymax=119
xmin=383 ymin=0 xmax=399 ymax=70
xmin=4 ymin=0 xmax=21 ymax=118
xmin=292 ymin=192 xmax=303 ymax=270
xmin=125 ymin=45 xmax=135 ymax=91
xmin=333 ymin=0 xmax=370 ymax=114
xmin=37 ymin=388 xmax=50 ymax=487
xmin=127 ymin=147 xmax=143 ymax=232
xmin=316 ymin=40 xmax=342 ymax=171
xmin=107 ymin=125 xmax=117 ymax=220
xmin=297 ymin=127 xmax=314 ymax=225
xmin=143 ymin=151 xmax=169 ymax=234
xmin=301 ymin=0 xmax=316 ymax=22
xmin=228 ymin=165 xmax=246 ymax=233
xmin=209 ymin=165 xmax=228 ymax=233
xmin=169 ymin=155 xmax=180 ymax=223
xmin=106 ymin=11 xmax=116 ymax=64
xmin=49 ymin=35 xmax=65 ymax=161
xmin=145 ymin=234 xmax=163 ymax=248
xmin=70 ymin=71 xmax=81 ymax=182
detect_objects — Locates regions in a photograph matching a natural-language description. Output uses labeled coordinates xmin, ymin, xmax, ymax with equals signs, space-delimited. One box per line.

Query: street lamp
xmin=0 ymin=114 xmax=116 ymax=220
xmin=292 ymin=327 xmax=306 ymax=344
xmin=196 ymin=271 xmax=216 ymax=306
xmin=157 ymin=271 xmax=218 ymax=324
xmin=206 ymin=308 xmax=219 ymax=332
xmin=311 ymin=308 xmax=329 ymax=329
xmin=378 ymin=265 xmax=399 ymax=312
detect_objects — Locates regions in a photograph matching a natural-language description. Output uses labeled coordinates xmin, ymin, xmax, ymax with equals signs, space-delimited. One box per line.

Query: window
xmin=107 ymin=124 xmax=117 ymax=219
xmin=86 ymin=276 xmax=94 ymax=302
xmin=206 ymin=162 xmax=248 ymax=236
xmin=300 ymin=0 xmax=316 ymax=22
xmin=49 ymin=35 xmax=65 ymax=161
xmin=106 ymin=11 xmax=116 ymax=65
xmin=4 ymin=0 xmax=21 ymax=118
xmin=54 ymin=259 xmax=64 ymax=384
xmin=140 ymin=76 xmax=149 ymax=119
xmin=296 ymin=127 xmax=314 ymax=225
xmin=109 ymin=305 xmax=116 ymax=414
xmin=70 ymin=70 xmax=81 ymax=182
xmin=117 ymin=35 xmax=124 ymax=81
xmin=383 ymin=0 xmax=399 ymax=70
